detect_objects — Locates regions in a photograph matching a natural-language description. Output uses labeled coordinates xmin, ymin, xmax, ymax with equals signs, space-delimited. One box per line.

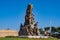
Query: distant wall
xmin=0 ymin=30 xmax=18 ymax=37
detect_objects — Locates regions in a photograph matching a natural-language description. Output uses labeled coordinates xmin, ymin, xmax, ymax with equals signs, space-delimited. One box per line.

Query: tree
xmin=39 ymin=28 xmax=44 ymax=34
xmin=51 ymin=26 xmax=57 ymax=32
xmin=44 ymin=27 xmax=50 ymax=31
xmin=56 ymin=27 xmax=60 ymax=32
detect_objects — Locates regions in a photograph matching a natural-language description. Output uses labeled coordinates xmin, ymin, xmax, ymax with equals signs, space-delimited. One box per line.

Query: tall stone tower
xmin=19 ymin=4 xmax=40 ymax=36
xmin=25 ymin=4 xmax=34 ymax=28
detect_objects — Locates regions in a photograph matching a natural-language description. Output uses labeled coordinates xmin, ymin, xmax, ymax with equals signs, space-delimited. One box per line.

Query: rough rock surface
xmin=19 ymin=4 xmax=40 ymax=36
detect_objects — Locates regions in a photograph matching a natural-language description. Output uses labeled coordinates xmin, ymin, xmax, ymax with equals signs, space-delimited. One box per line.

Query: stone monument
xmin=19 ymin=4 xmax=40 ymax=36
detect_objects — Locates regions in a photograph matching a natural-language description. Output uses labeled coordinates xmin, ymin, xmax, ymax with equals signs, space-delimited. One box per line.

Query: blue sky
xmin=0 ymin=0 xmax=60 ymax=31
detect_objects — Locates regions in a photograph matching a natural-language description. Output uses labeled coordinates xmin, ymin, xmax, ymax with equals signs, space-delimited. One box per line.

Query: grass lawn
xmin=0 ymin=37 xmax=59 ymax=40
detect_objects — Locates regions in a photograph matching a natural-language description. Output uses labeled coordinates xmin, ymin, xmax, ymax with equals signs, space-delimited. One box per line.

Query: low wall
xmin=0 ymin=30 xmax=18 ymax=37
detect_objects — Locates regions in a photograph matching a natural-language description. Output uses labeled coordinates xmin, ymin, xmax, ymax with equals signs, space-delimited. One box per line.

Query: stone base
xmin=19 ymin=36 xmax=49 ymax=38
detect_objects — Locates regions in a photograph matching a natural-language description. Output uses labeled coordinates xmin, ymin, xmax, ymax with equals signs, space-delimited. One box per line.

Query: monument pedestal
xmin=19 ymin=36 xmax=49 ymax=38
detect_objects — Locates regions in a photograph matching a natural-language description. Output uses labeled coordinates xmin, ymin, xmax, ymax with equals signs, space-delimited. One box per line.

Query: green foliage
xmin=51 ymin=26 xmax=57 ymax=32
xmin=51 ymin=26 xmax=60 ymax=32
xmin=57 ymin=27 xmax=60 ymax=32
xmin=39 ymin=26 xmax=60 ymax=32
xmin=44 ymin=27 xmax=50 ymax=31
xmin=39 ymin=28 xmax=44 ymax=34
